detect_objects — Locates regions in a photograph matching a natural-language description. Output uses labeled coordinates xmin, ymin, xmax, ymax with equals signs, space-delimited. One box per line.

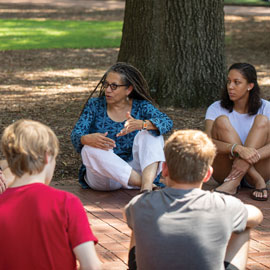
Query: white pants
xmin=81 ymin=130 xmax=165 ymax=191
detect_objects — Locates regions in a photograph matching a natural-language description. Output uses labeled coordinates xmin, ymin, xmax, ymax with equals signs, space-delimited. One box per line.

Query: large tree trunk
xmin=118 ymin=0 xmax=225 ymax=108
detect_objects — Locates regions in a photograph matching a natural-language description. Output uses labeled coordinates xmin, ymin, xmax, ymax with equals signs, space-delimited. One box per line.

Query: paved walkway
xmin=52 ymin=182 xmax=270 ymax=270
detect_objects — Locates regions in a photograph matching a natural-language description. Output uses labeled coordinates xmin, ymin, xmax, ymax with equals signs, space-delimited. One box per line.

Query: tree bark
xmin=118 ymin=0 xmax=225 ymax=108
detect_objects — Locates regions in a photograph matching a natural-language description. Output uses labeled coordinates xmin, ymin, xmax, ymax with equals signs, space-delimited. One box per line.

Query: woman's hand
xmin=0 ymin=170 xmax=7 ymax=194
xmin=225 ymin=157 xmax=250 ymax=182
xmin=117 ymin=112 xmax=143 ymax=137
xmin=81 ymin=132 xmax=116 ymax=150
xmin=235 ymin=145 xmax=260 ymax=164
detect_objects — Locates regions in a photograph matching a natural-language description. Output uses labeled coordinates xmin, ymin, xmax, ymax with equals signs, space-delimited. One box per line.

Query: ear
xmin=162 ymin=162 xmax=169 ymax=178
xmin=248 ymin=83 xmax=254 ymax=91
xmin=202 ymin=166 xmax=213 ymax=183
xmin=126 ymin=85 xmax=133 ymax=97
xmin=44 ymin=153 xmax=49 ymax=165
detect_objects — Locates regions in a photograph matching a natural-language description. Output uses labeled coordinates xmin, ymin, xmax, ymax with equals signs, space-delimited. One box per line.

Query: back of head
xmin=1 ymin=119 xmax=59 ymax=177
xmin=164 ymin=130 xmax=216 ymax=183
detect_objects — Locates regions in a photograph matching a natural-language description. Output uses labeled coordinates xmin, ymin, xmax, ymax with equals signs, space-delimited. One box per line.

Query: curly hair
xmin=84 ymin=62 xmax=154 ymax=105
xmin=221 ymin=63 xmax=262 ymax=115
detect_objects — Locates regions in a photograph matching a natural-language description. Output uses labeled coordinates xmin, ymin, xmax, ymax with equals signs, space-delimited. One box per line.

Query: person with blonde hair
xmin=0 ymin=119 xmax=101 ymax=270
xmin=125 ymin=130 xmax=263 ymax=270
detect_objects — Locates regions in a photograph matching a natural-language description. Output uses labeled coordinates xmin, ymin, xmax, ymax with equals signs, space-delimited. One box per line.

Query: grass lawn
xmin=224 ymin=0 xmax=270 ymax=5
xmin=0 ymin=19 xmax=123 ymax=51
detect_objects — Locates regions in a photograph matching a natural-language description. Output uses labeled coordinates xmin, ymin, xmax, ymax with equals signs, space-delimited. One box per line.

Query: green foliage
xmin=0 ymin=19 xmax=123 ymax=50
xmin=224 ymin=0 xmax=270 ymax=5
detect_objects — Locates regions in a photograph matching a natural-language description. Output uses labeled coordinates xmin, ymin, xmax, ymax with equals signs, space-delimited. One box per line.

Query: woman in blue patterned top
xmin=71 ymin=63 xmax=173 ymax=192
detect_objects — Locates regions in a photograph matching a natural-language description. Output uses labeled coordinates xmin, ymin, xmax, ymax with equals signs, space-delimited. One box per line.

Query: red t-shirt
xmin=0 ymin=183 xmax=97 ymax=270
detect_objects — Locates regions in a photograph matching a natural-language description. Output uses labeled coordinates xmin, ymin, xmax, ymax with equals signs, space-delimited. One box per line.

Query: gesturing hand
xmin=235 ymin=145 xmax=260 ymax=164
xmin=117 ymin=112 xmax=142 ymax=137
xmin=82 ymin=132 xmax=116 ymax=150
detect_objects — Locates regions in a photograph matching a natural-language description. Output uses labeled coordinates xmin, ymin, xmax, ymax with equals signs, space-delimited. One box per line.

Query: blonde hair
xmin=164 ymin=130 xmax=216 ymax=183
xmin=1 ymin=119 xmax=59 ymax=177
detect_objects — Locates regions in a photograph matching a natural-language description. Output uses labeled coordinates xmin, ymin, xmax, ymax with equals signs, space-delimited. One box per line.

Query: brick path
xmin=52 ymin=182 xmax=270 ymax=270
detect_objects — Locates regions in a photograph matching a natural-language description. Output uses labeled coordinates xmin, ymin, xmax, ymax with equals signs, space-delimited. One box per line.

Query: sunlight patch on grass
xmin=0 ymin=19 xmax=123 ymax=50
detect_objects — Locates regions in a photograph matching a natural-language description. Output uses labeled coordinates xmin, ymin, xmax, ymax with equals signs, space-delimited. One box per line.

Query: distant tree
xmin=118 ymin=0 xmax=225 ymax=107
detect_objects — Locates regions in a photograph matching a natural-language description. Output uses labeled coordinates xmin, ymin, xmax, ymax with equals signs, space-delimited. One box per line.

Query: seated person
xmin=71 ymin=62 xmax=173 ymax=192
xmin=0 ymin=119 xmax=101 ymax=270
xmin=205 ymin=63 xmax=270 ymax=200
xmin=125 ymin=129 xmax=263 ymax=270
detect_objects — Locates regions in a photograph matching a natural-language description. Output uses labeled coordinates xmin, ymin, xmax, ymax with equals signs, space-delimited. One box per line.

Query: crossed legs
xmin=81 ymin=131 xmax=164 ymax=191
xmin=212 ymin=115 xmax=270 ymax=198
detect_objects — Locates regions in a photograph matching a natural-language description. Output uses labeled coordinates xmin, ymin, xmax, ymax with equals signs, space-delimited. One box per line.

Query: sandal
xmin=213 ymin=186 xmax=239 ymax=196
xmin=251 ymin=188 xmax=268 ymax=201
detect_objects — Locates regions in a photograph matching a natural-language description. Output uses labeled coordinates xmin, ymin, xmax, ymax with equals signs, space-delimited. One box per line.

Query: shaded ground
xmin=1 ymin=2 xmax=270 ymax=269
xmin=0 ymin=2 xmax=269 ymax=184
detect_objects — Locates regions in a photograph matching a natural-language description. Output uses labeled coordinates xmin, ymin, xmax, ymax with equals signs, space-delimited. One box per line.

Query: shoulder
xmin=133 ymin=99 xmax=153 ymax=108
xmin=126 ymin=189 xmax=163 ymax=213
xmin=260 ymin=99 xmax=270 ymax=111
xmin=126 ymin=191 xmax=153 ymax=212
xmin=207 ymin=100 xmax=222 ymax=110
xmin=208 ymin=191 xmax=246 ymax=212
xmin=81 ymin=97 xmax=105 ymax=114
xmin=205 ymin=100 xmax=224 ymax=119
xmin=184 ymin=189 xmax=245 ymax=211
xmin=86 ymin=97 xmax=104 ymax=106
xmin=38 ymin=184 xmax=82 ymax=204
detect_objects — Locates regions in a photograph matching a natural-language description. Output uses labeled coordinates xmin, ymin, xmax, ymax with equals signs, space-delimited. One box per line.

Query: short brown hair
xmin=1 ymin=119 xmax=59 ymax=177
xmin=164 ymin=130 xmax=216 ymax=183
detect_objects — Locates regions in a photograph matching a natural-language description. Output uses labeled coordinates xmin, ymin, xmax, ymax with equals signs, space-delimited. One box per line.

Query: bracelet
xmin=230 ymin=143 xmax=238 ymax=157
xmin=142 ymin=120 xmax=147 ymax=130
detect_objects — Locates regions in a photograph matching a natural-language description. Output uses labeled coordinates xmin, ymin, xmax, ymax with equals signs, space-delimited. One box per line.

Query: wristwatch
xmin=142 ymin=120 xmax=147 ymax=130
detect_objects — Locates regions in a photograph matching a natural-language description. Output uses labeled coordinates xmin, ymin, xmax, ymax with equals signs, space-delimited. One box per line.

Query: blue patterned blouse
xmin=71 ymin=97 xmax=173 ymax=187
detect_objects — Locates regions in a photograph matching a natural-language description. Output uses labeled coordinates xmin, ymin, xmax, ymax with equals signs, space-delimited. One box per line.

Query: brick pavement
xmin=52 ymin=181 xmax=270 ymax=270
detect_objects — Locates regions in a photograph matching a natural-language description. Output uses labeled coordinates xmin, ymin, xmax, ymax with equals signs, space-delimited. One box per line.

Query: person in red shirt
xmin=0 ymin=119 xmax=101 ymax=270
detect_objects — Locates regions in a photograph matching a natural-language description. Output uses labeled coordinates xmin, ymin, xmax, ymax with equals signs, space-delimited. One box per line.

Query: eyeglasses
xmin=102 ymin=81 xmax=128 ymax=91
